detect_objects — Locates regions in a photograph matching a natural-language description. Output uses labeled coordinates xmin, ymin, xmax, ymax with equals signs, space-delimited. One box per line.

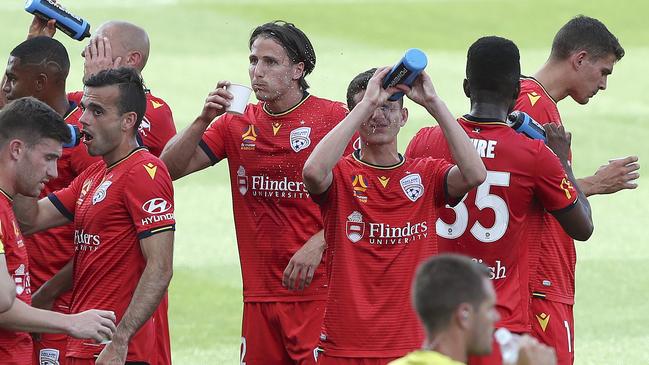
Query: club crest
xmin=400 ymin=173 xmax=424 ymax=202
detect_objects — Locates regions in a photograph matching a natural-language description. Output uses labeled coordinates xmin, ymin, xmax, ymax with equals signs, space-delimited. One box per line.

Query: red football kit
xmin=0 ymin=189 xmax=33 ymax=365
xmin=200 ymin=94 xmax=351 ymax=364
xmin=49 ymin=148 xmax=175 ymax=362
xmin=515 ymin=76 xmax=577 ymax=365
xmin=312 ymin=151 xmax=452 ymax=363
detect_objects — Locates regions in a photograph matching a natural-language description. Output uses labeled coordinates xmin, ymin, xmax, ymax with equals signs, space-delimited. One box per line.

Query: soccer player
xmin=2 ymin=35 xmax=100 ymax=365
xmin=389 ymin=254 xmax=556 ymax=365
xmin=514 ymin=16 xmax=631 ymax=364
xmin=301 ymin=66 xmax=486 ymax=364
xmin=161 ymin=21 xmax=352 ymax=364
xmin=13 ymin=68 xmax=175 ymax=365
xmin=405 ymin=36 xmax=594 ymax=365
xmin=0 ymin=97 xmax=117 ymax=364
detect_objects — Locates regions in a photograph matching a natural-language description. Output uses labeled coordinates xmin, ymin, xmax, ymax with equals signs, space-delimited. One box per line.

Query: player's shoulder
xmin=304 ymin=94 xmax=348 ymax=114
xmin=517 ymin=76 xmax=557 ymax=111
xmin=67 ymin=90 xmax=83 ymax=104
xmin=145 ymin=90 xmax=172 ymax=112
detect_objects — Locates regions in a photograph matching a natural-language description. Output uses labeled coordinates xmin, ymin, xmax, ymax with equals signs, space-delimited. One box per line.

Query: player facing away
xmin=0 ymin=97 xmax=117 ymax=364
xmin=13 ymin=68 xmax=175 ymax=365
xmin=161 ymin=21 xmax=353 ymax=364
xmin=405 ymin=36 xmax=594 ymax=365
xmin=2 ymin=35 xmax=101 ymax=365
xmin=302 ymin=67 xmax=487 ymax=365
xmin=513 ymin=16 xmax=632 ymax=365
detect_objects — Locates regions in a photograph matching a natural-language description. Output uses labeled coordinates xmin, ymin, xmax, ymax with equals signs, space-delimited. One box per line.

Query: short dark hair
xmin=84 ymin=68 xmax=146 ymax=130
xmin=551 ymin=15 xmax=624 ymax=61
xmin=10 ymin=36 xmax=70 ymax=80
xmin=346 ymin=68 xmax=376 ymax=110
xmin=413 ymin=254 xmax=491 ymax=335
xmin=0 ymin=97 xmax=70 ymax=147
xmin=250 ymin=20 xmax=316 ymax=90
xmin=466 ymin=36 xmax=521 ymax=102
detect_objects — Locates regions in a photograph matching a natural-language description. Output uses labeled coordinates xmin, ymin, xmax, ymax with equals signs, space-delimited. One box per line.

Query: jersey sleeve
xmin=141 ymin=100 xmax=177 ymax=158
xmin=310 ymin=162 xmax=343 ymax=207
xmin=427 ymin=158 xmax=455 ymax=208
xmin=123 ymin=160 xmax=176 ymax=239
xmin=405 ymin=127 xmax=446 ymax=159
xmin=199 ymin=114 xmax=231 ymax=165
xmin=48 ymin=164 xmax=96 ymax=221
xmin=534 ymin=144 xmax=578 ymax=212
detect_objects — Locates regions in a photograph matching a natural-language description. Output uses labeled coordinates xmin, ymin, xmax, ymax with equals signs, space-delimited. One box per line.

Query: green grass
xmin=2 ymin=0 xmax=648 ymax=363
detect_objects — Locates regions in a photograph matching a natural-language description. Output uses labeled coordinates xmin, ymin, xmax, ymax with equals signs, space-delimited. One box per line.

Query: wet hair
xmin=84 ymin=67 xmax=146 ymax=131
xmin=412 ymin=254 xmax=491 ymax=335
xmin=0 ymin=97 xmax=70 ymax=147
xmin=550 ymin=15 xmax=624 ymax=61
xmin=466 ymin=36 xmax=520 ymax=102
xmin=346 ymin=68 xmax=404 ymax=110
xmin=249 ymin=20 xmax=316 ymax=90
xmin=10 ymin=36 xmax=70 ymax=79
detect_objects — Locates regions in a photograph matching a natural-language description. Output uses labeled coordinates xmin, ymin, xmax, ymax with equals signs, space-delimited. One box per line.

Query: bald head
xmin=95 ymin=21 xmax=150 ymax=72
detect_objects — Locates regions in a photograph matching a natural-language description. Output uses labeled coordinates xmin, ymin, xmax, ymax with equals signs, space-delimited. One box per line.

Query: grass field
xmin=2 ymin=0 xmax=648 ymax=364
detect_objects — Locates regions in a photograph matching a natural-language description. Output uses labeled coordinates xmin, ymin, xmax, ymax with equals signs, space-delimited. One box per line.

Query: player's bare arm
xmin=12 ymin=195 xmax=70 ymax=235
xmin=303 ymin=67 xmax=403 ymax=194
xmin=406 ymin=71 xmax=487 ymax=198
xmin=0 ymin=298 xmax=116 ymax=342
xmin=31 ymin=259 xmax=73 ymax=311
xmin=160 ymin=82 xmax=233 ymax=180
xmin=97 ymin=230 xmax=173 ymax=364
xmin=544 ymin=123 xmax=594 ymax=241
xmin=283 ymin=229 xmax=325 ymax=291
xmin=577 ymin=155 xmax=639 ymax=196
xmin=0 ymin=257 xmax=16 ymax=313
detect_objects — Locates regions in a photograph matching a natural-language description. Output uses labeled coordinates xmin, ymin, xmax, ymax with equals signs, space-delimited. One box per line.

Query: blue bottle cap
xmin=403 ymin=48 xmax=428 ymax=71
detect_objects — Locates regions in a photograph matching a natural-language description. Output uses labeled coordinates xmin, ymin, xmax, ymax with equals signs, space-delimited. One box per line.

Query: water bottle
xmin=382 ymin=48 xmax=428 ymax=101
xmin=494 ymin=328 xmax=520 ymax=365
xmin=25 ymin=0 xmax=91 ymax=41
xmin=507 ymin=111 xmax=546 ymax=142
xmin=63 ymin=124 xmax=81 ymax=148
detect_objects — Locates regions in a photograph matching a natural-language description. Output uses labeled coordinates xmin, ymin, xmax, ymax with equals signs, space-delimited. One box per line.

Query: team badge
xmin=241 ymin=125 xmax=258 ymax=151
xmin=352 ymin=175 xmax=368 ymax=203
xmin=144 ymin=163 xmax=158 ymax=179
xmin=78 ymin=179 xmax=93 ymax=205
xmin=400 ymin=173 xmax=424 ymax=202
xmin=346 ymin=211 xmax=365 ymax=243
xmin=536 ymin=313 xmax=550 ymax=332
xmin=39 ymin=348 xmax=60 ymax=365
xmin=13 ymin=264 xmax=29 ymax=296
xmin=139 ymin=117 xmax=151 ymax=137
xmin=527 ymin=91 xmax=541 ymax=107
xmin=272 ymin=122 xmax=282 ymax=136
xmin=237 ymin=166 xmax=248 ymax=196
xmin=290 ymin=127 xmax=311 ymax=152
xmin=352 ymin=137 xmax=361 ymax=150
xmin=92 ymin=181 xmax=113 ymax=205
xmin=560 ymin=177 xmax=573 ymax=199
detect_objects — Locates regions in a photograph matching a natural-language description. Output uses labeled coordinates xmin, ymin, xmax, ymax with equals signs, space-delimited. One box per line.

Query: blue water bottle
xmin=382 ymin=48 xmax=428 ymax=101
xmin=63 ymin=124 xmax=81 ymax=148
xmin=507 ymin=111 xmax=546 ymax=142
xmin=25 ymin=0 xmax=91 ymax=41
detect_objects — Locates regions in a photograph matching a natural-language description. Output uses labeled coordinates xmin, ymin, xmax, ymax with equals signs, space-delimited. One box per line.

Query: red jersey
xmin=515 ymin=77 xmax=576 ymax=304
xmin=312 ymin=152 xmax=452 ymax=358
xmin=68 ymin=90 xmax=176 ymax=157
xmin=201 ymin=94 xmax=351 ymax=302
xmin=405 ymin=116 xmax=578 ymax=332
xmin=0 ymin=189 xmax=32 ymax=364
xmin=49 ymin=148 xmax=175 ymax=361
xmin=26 ymin=101 xmax=99 ymax=318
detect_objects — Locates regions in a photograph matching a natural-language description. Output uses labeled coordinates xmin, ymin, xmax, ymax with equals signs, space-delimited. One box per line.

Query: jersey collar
xmin=0 ymin=187 xmax=13 ymax=202
xmin=521 ymin=75 xmax=558 ymax=105
xmin=107 ymin=147 xmax=148 ymax=170
xmin=352 ymin=149 xmax=405 ymax=170
xmin=262 ymin=91 xmax=310 ymax=117
xmin=461 ymin=114 xmax=508 ymax=126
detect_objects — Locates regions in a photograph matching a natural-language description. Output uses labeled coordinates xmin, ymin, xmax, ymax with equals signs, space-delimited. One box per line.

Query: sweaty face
xmin=79 ymin=85 xmax=125 ymax=158
xmin=248 ymin=37 xmax=302 ymax=103
xmin=353 ymin=91 xmax=407 ymax=146
xmin=3 ymin=57 xmax=39 ymax=101
xmin=468 ymin=278 xmax=499 ymax=355
xmin=570 ymin=53 xmax=616 ymax=105
xmin=15 ymin=139 xmax=61 ymax=197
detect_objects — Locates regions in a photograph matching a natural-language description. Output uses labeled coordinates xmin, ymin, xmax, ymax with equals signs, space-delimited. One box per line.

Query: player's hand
xmin=282 ymin=231 xmax=326 ymax=291
xmin=588 ymin=156 xmax=640 ymax=195
xmin=405 ymin=71 xmax=439 ymax=107
xmin=67 ymin=309 xmax=116 ymax=343
xmin=82 ymin=36 xmax=123 ymax=82
xmin=197 ymin=81 xmax=233 ymax=123
xmin=543 ymin=123 xmax=571 ymax=163
xmin=27 ymin=15 xmax=57 ymax=39
xmin=515 ymin=335 xmax=557 ymax=365
xmin=362 ymin=67 xmax=408 ymax=108
xmin=95 ymin=339 xmax=128 ymax=365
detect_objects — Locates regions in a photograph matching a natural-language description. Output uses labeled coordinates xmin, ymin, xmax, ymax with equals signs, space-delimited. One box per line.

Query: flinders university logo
xmin=400 ymin=173 xmax=424 ymax=202
xmin=352 ymin=174 xmax=369 ymax=203
xmin=241 ymin=125 xmax=258 ymax=151
xmin=237 ymin=166 xmax=248 ymax=196
xmin=346 ymin=211 xmax=365 ymax=243
xmin=290 ymin=127 xmax=311 ymax=152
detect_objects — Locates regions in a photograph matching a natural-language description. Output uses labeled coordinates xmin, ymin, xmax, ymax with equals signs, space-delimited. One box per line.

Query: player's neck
xmin=102 ymin=137 xmax=141 ymax=167
xmin=264 ymin=88 xmax=305 ymax=114
xmin=468 ymin=103 xmax=508 ymax=122
xmin=533 ymin=61 xmax=571 ymax=103
xmin=358 ymin=142 xmax=401 ymax=167
xmin=0 ymin=170 xmax=17 ymax=198
xmin=45 ymin=92 xmax=72 ymax=118
xmin=425 ymin=330 xmax=468 ymax=364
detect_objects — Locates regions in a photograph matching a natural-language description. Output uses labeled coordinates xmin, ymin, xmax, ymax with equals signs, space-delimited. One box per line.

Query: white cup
xmin=225 ymin=83 xmax=252 ymax=115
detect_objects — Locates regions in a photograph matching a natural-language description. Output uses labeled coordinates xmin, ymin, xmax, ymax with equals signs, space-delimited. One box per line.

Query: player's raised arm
xmin=160 ymin=82 xmax=233 ymax=180
xmin=0 ymin=257 xmax=16 ymax=313
xmin=303 ymin=67 xmax=403 ymax=194
xmin=12 ymin=195 xmax=70 ymax=235
xmin=405 ymin=72 xmax=487 ymax=199
xmin=577 ymin=155 xmax=640 ymax=196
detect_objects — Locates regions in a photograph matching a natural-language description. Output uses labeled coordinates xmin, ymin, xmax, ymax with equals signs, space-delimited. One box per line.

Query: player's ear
xmin=125 ymin=51 xmax=142 ymax=69
xmin=292 ymin=61 xmax=305 ymax=81
xmin=463 ymin=79 xmax=471 ymax=98
xmin=456 ymin=302 xmax=473 ymax=330
xmin=8 ymin=139 xmax=26 ymax=161
xmin=399 ymin=107 xmax=408 ymax=128
xmin=35 ymin=72 xmax=48 ymax=93
xmin=571 ymin=51 xmax=588 ymax=71
xmin=121 ymin=111 xmax=138 ymax=132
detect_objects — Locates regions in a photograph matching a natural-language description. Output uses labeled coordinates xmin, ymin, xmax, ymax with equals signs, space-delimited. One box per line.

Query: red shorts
xmin=153 ymin=292 xmax=171 ymax=365
xmin=241 ymin=300 xmax=325 ymax=365
xmin=530 ymin=297 xmax=574 ymax=365
xmin=67 ymin=359 xmax=149 ymax=365
xmin=316 ymin=353 xmax=398 ymax=365
xmin=34 ymin=334 xmax=68 ymax=365
xmin=467 ymin=332 xmax=503 ymax=365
